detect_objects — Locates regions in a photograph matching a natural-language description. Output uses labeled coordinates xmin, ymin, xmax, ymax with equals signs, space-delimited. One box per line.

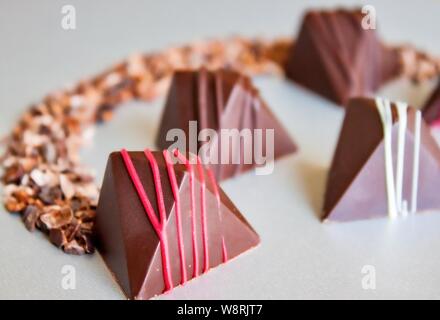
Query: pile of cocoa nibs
xmin=0 ymin=37 xmax=438 ymax=255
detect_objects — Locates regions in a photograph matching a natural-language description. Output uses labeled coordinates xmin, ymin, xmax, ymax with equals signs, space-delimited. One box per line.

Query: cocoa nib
xmin=49 ymin=228 xmax=67 ymax=247
xmin=75 ymin=233 xmax=94 ymax=254
xmin=74 ymin=209 xmax=95 ymax=223
xmin=22 ymin=205 xmax=41 ymax=231
xmin=38 ymin=186 xmax=63 ymax=205
xmin=40 ymin=206 xmax=73 ymax=229
xmin=95 ymin=104 xmax=114 ymax=123
xmin=5 ymin=197 xmax=26 ymax=213
xmin=47 ymin=209 xmax=96 ymax=254
xmin=63 ymin=240 xmax=86 ymax=255
xmin=4 ymin=187 xmax=33 ymax=213
xmin=3 ymin=164 xmax=24 ymax=184
xmin=69 ymin=196 xmax=90 ymax=211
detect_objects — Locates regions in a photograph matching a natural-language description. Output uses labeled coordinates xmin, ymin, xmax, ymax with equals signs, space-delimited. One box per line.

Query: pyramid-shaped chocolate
xmin=156 ymin=68 xmax=297 ymax=181
xmin=285 ymin=9 xmax=399 ymax=106
xmin=95 ymin=149 xmax=259 ymax=299
xmin=422 ymin=79 xmax=440 ymax=126
xmin=323 ymin=97 xmax=440 ymax=222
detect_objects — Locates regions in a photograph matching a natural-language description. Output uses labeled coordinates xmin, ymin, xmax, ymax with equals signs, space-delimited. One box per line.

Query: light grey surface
xmin=1 ymin=0 xmax=440 ymax=300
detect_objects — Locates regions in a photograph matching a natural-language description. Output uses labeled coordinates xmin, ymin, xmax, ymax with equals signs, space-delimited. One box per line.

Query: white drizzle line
xmin=374 ymin=98 xmax=422 ymax=219
xmin=395 ymin=102 xmax=408 ymax=217
xmin=375 ymin=97 xmax=397 ymax=219
xmin=410 ymin=110 xmax=421 ymax=214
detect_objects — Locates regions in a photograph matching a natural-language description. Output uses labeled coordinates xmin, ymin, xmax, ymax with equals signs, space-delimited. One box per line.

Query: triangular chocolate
xmin=323 ymin=97 xmax=440 ymax=222
xmin=156 ymin=68 xmax=297 ymax=181
xmin=422 ymin=79 xmax=440 ymax=126
xmin=95 ymin=150 xmax=259 ymax=299
xmin=285 ymin=9 xmax=399 ymax=106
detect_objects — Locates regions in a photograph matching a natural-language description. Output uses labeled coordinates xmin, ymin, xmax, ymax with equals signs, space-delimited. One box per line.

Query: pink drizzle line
xmin=120 ymin=149 xmax=173 ymax=292
xmin=163 ymin=150 xmax=187 ymax=284
xmin=122 ymin=148 xmax=223 ymax=289
xmin=221 ymin=237 xmax=228 ymax=263
xmin=174 ymin=149 xmax=199 ymax=278
xmin=144 ymin=149 xmax=174 ymax=291
xmin=196 ymin=155 xmax=210 ymax=272
xmin=207 ymin=168 xmax=228 ymax=263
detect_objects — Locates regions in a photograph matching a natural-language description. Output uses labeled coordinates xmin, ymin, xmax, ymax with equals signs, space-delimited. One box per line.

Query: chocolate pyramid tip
xmin=285 ymin=8 xmax=399 ymax=106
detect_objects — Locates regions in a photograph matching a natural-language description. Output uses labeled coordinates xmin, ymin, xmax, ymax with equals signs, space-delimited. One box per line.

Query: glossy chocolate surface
xmin=156 ymin=68 xmax=297 ymax=181
xmin=95 ymin=151 xmax=260 ymax=299
xmin=286 ymin=9 xmax=399 ymax=106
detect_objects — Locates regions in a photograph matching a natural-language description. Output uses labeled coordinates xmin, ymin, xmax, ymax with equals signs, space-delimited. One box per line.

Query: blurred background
xmin=1 ymin=0 xmax=439 ymax=134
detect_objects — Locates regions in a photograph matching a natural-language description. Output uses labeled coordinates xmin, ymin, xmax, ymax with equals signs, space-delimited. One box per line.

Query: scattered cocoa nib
xmin=75 ymin=233 xmax=95 ymax=254
xmin=49 ymin=224 xmax=92 ymax=255
xmin=39 ymin=186 xmax=63 ymax=205
xmin=397 ymin=45 xmax=440 ymax=83
xmin=22 ymin=205 xmax=41 ymax=231
xmin=1 ymin=36 xmax=438 ymax=255
xmin=95 ymin=104 xmax=115 ymax=123
xmin=69 ymin=196 xmax=91 ymax=212
xmin=40 ymin=206 xmax=73 ymax=229
xmin=44 ymin=206 xmax=95 ymax=254
xmin=59 ymin=174 xmax=75 ymax=199
xmin=63 ymin=239 xmax=86 ymax=255
xmin=4 ymin=187 xmax=33 ymax=213
xmin=3 ymin=163 xmax=24 ymax=184
xmin=74 ymin=209 xmax=95 ymax=223
xmin=49 ymin=228 xmax=67 ymax=247
xmin=80 ymin=221 xmax=94 ymax=234
xmin=5 ymin=197 xmax=26 ymax=213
